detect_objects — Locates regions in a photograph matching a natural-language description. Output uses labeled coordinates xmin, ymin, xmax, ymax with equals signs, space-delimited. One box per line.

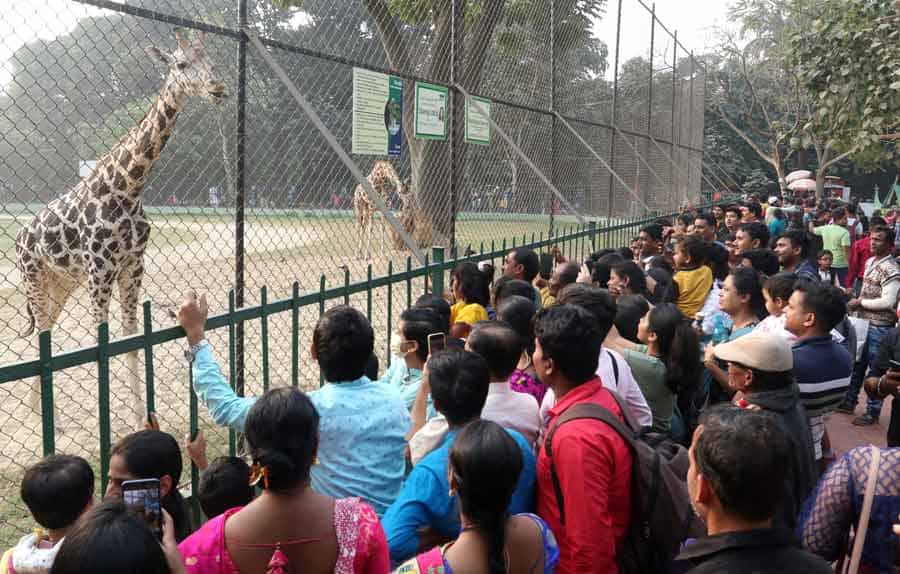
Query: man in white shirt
xmin=408 ymin=322 xmax=542 ymax=463
xmin=540 ymin=284 xmax=653 ymax=428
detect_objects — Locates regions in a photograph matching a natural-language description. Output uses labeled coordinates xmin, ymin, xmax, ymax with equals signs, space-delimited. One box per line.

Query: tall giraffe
xmin=15 ymin=29 xmax=226 ymax=418
xmin=353 ymin=160 xmax=404 ymax=260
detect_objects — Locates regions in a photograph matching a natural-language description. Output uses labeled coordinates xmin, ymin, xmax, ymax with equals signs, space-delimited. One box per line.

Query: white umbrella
xmin=786 ymin=170 xmax=813 ymax=184
xmin=787 ymin=178 xmax=817 ymax=192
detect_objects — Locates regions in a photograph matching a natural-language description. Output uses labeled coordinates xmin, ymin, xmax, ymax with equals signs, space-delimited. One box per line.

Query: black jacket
xmin=742 ymin=382 xmax=818 ymax=529
xmin=676 ymin=528 xmax=832 ymax=574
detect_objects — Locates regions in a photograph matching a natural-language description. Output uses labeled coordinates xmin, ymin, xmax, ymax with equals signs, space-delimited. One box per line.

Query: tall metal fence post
xmin=549 ymin=0 xmax=557 ymax=234
xmin=234 ymin=0 xmax=248 ymax=399
xmin=431 ymin=246 xmax=445 ymax=296
xmin=671 ymin=31 xmax=679 ymax=206
xmin=38 ymin=331 xmax=54 ymax=456
xmin=450 ymin=0 xmax=463 ymax=255
xmin=607 ymin=0 xmax=623 ymax=221
xmin=647 ymin=5 xmax=656 ymax=213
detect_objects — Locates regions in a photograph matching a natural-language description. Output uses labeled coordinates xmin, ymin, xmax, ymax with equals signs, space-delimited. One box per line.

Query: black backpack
xmin=545 ymin=390 xmax=704 ymax=574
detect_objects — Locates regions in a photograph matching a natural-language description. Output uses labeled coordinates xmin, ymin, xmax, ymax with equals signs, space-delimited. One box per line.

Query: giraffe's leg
xmin=380 ymin=210 xmax=385 ymax=255
xmin=356 ymin=211 xmax=365 ymax=261
xmin=19 ymin=264 xmax=53 ymax=414
xmin=117 ymin=257 xmax=146 ymax=425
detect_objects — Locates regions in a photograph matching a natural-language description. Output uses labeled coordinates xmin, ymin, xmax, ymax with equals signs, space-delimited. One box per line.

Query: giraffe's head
xmin=146 ymin=29 xmax=227 ymax=104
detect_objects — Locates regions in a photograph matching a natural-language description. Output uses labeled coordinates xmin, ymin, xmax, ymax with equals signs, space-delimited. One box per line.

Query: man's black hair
xmin=533 ymin=304 xmax=603 ymax=384
xmin=640 ymin=223 xmax=664 ymax=242
xmin=197 ymin=456 xmax=253 ymax=519
xmin=695 ymin=212 xmax=717 ymax=227
xmin=497 ymin=295 xmax=537 ymax=355
xmin=21 ymin=455 xmax=94 ymax=530
xmin=415 ymin=294 xmax=451 ymax=335
xmin=738 ymin=221 xmax=770 ymax=248
xmin=793 ymin=278 xmax=847 ymax=333
xmin=467 ymin=321 xmax=524 ymax=381
xmin=493 ymin=277 xmax=536 ymax=307
xmin=831 ymin=206 xmax=846 ymax=221
xmin=401 ymin=307 xmax=443 ymax=362
xmin=556 ymin=283 xmax=617 ymax=341
xmin=695 ymin=406 xmax=790 ymax=522
xmin=872 ymin=224 xmax=896 ymax=244
xmin=511 ymin=247 xmax=540 ymax=281
xmin=427 ymin=350 xmax=490 ymax=427
xmin=724 ymin=204 xmax=742 ymax=217
xmin=743 ymin=201 xmax=763 ymax=219
xmin=741 ymin=248 xmax=780 ymax=277
xmin=779 ymin=229 xmax=809 ymax=258
xmin=313 ymin=305 xmax=374 ymax=382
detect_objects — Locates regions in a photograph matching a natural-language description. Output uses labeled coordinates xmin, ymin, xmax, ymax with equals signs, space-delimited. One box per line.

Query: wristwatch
xmin=184 ymin=339 xmax=209 ymax=364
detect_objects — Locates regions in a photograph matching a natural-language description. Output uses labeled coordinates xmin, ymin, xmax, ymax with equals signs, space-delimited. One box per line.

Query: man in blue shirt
xmin=178 ymin=294 xmax=410 ymax=516
xmin=381 ymin=349 xmax=536 ymax=564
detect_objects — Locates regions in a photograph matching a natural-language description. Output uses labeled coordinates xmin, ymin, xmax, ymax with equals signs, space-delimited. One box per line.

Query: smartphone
xmin=122 ymin=478 xmax=162 ymax=540
xmin=539 ymin=253 xmax=554 ymax=280
xmin=427 ymin=332 xmax=446 ymax=356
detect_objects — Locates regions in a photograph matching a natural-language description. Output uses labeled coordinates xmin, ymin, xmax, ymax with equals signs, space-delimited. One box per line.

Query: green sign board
xmin=352 ymin=67 xmax=403 ymax=157
xmin=465 ymin=95 xmax=492 ymax=145
xmin=414 ymin=82 xmax=449 ymax=141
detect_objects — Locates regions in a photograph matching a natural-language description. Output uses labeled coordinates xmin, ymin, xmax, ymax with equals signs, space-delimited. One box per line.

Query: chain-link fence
xmin=0 ymin=0 xmax=708 ymax=542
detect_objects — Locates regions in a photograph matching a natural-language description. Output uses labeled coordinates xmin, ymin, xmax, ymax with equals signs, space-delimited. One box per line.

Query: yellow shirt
xmin=674 ymin=265 xmax=713 ymax=318
xmin=540 ymin=286 xmax=556 ymax=307
xmin=450 ymin=301 xmax=489 ymax=326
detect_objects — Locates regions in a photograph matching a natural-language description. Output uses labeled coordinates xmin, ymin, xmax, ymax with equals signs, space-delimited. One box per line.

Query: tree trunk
xmin=816 ymin=169 xmax=826 ymax=202
xmin=364 ymin=0 xmax=504 ymax=249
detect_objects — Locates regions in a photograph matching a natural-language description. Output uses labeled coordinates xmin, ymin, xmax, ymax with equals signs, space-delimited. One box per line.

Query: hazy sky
xmin=0 ymin=0 xmax=729 ymax=90
xmin=595 ymin=0 xmax=729 ymax=78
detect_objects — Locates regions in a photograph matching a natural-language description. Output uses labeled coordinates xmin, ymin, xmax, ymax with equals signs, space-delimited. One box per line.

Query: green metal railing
xmin=0 ymin=216 xmax=665 ymax=505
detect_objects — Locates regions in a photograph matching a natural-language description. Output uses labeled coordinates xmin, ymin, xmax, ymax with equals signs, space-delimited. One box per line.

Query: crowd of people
xmin=8 ymin=192 xmax=900 ymax=573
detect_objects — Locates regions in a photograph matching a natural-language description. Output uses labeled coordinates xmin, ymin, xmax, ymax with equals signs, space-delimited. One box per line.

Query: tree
xmin=709 ymin=0 xmax=803 ymax=195
xmin=276 ymin=0 xmax=605 ymax=245
xmin=789 ymin=0 xmax=900 ymax=196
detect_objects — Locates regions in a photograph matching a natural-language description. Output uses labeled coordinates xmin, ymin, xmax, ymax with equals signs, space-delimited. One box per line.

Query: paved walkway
xmin=827 ymin=389 xmax=892 ymax=456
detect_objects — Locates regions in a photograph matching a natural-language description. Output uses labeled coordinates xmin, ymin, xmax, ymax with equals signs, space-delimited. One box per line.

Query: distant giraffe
xmin=15 ymin=29 xmax=226 ymax=418
xmin=391 ymin=178 xmax=416 ymax=250
xmin=353 ymin=161 xmax=403 ymax=260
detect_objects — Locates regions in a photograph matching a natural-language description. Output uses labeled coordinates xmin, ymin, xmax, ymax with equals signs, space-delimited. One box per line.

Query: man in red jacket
xmin=534 ymin=305 xmax=633 ymax=574
xmin=845 ymin=216 xmax=885 ymax=294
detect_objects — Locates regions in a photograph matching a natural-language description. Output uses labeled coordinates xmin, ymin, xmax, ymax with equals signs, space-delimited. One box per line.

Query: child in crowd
xmin=448 ymin=262 xmax=489 ymax=339
xmin=672 ymin=235 xmax=713 ymax=318
xmin=197 ymin=456 xmax=254 ymax=519
xmin=817 ymin=250 xmax=840 ymax=286
xmin=2 ymin=455 xmax=94 ymax=574
xmin=754 ymin=272 xmax=798 ymax=342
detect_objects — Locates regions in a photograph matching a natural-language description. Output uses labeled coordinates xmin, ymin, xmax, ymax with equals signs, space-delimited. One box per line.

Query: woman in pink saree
xmin=178 ymin=388 xmax=389 ymax=574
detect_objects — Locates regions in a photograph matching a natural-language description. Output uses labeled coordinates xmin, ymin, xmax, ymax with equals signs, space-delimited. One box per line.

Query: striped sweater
xmin=792 ymin=335 xmax=853 ymax=418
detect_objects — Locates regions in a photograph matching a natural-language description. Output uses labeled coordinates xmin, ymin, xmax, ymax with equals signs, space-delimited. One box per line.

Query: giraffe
xmin=353 ymin=160 xmax=404 ymax=260
xmin=15 ymin=29 xmax=226 ymax=419
xmin=391 ymin=178 xmax=417 ymax=250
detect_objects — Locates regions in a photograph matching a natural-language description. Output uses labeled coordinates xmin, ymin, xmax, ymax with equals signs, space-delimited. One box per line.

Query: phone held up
xmin=122 ymin=478 xmax=162 ymax=540
xmin=427 ymin=332 xmax=446 ymax=356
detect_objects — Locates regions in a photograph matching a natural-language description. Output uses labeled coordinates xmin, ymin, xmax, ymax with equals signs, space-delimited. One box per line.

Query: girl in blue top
xmin=393 ymin=420 xmax=558 ymax=574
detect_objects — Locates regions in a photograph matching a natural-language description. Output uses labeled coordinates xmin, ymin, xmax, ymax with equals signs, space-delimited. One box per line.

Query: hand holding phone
xmin=122 ymin=478 xmax=162 ymax=540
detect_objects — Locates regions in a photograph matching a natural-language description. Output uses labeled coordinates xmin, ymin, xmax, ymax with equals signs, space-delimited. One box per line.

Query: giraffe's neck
xmin=86 ymin=77 xmax=186 ymax=201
